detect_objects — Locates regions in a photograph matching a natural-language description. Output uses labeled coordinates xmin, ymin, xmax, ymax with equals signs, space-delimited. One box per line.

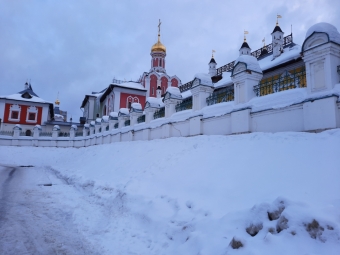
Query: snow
xmin=131 ymin=102 xmax=142 ymax=110
xmin=166 ymin=86 xmax=181 ymax=97
xmin=194 ymin=73 xmax=213 ymax=86
xmin=234 ymin=55 xmax=262 ymax=73
xmin=109 ymin=112 xmax=118 ymax=117
xmin=34 ymin=125 xmax=42 ymax=130
xmin=52 ymin=125 xmax=60 ymax=131
xmin=113 ymin=81 xmax=147 ymax=91
xmin=0 ymin=131 xmax=339 ymax=254
xmin=95 ymin=118 xmax=102 ymax=123
xmin=102 ymin=115 xmax=109 ymax=122
xmin=0 ymin=93 xmax=53 ymax=104
xmin=90 ymin=121 xmax=95 ymax=126
xmin=181 ymin=89 xmax=192 ymax=99
xmin=13 ymin=124 xmax=21 ymax=130
xmin=71 ymin=124 xmax=78 ymax=130
xmin=119 ymin=108 xmax=129 ymax=116
xmin=306 ymin=22 xmax=340 ymax=45
xmin=54 ymin=113 xmax=64 ymax=121
xmin=214 ymin=72 xmax=233 ymax=89
xmin=146 ymin=97 xmax=165 ymax=108
xmin=258 ymin=45 xmax=301 ymax=70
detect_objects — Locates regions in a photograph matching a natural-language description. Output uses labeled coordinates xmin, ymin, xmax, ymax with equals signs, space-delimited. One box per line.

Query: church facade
xmin=80 ymin=20 xmax=181 ymax=122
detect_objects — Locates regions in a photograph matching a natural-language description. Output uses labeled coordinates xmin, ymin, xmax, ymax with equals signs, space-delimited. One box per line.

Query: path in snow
xmin=0 ymin=165 xmax=103 ymax=255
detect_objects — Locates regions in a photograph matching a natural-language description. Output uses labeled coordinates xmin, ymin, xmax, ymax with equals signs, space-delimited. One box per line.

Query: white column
xmin=232 ymin=72 xmax=263 ymax=104
xmin=130 ymin=112 xmax=143 ymax=126
xmin=144 ymin=108 xmax=157 ymax=123
xmin=164 ymin=98 xmax=181 ymax=118
xmin=303 ymin=43 xmax=340 ymax=94
xmin=191 ymin=85 xmax=214 ymax=111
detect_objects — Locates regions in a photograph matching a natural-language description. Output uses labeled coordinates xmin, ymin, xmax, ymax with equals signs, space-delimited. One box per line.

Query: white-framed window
xmin=127 ymin=96 xmax=133 ymax=109
xmin=26 ymin=106 xmax=38 ymax=123
xmin=9 ymin=104 xmax=21 ymax=122
xmin=126 ymin=96 xmax=139 ymax=108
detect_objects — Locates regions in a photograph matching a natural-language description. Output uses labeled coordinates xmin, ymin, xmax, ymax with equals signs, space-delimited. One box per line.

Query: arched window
xmin=160 ymin=58 xmax=162 ymax=67
xmin=103 ymin=105 xmax=107 ymax=116
xmin=127 ymin=96 xmax=133 ymax=109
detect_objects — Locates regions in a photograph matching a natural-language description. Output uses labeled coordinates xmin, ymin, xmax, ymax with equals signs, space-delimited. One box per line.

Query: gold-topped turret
xmin=55 ymin=92 xmax=60 ymax=105
xmin=151 ymin=19 xmax=166 ymax=53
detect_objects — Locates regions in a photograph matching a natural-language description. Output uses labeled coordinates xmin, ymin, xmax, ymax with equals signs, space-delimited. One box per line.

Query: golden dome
xmin=55 ymin=99 xmax=60 ymax=105
xmin=151 ymin=36 xmax=166 ymax=53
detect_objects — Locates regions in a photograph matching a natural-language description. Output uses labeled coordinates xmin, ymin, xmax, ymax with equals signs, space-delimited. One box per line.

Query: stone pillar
xmin=232 ymin=71 xmax=263 ymax=105
xmin=118 ymin=116 xmax=126 ymax=128
xmin=33 ymin=125 xmax=41 ymax=139
xmin=144 ymin=108 xmax=157 ymax=123
xmin=13 ymin=125 xmax=21 ymax=138
xmin=109 ymin=119 xmax=117 ymax=130
xmin=101 ymin=122 xmax=108 ymax=132
xmin=130 ymin=112 xmax=143 ymax=126
xmin=191 ymin=84 xmax=214 ymax=111
xmin=83 ymin=127 xmax=89 ymax=136
xmin=70 ymin=130 xmax=75 ymax=138
xmin=164 ymin=98 xmax=181 ymax=118
xmin=302 ymin=40 xmax=340 ymax=94
xmin=90 ymin=126 xmax=95 ymax=135
xmin=52 ymin=131 xmax=58 ymax=138
xmin=52 ymin=125 xmax=60 ymax=139
xmin=95 ymin=124 xmax=101 ymax=133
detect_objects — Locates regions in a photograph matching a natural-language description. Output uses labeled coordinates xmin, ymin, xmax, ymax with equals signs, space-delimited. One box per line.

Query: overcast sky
xmin=1 ymin=0 xmax=340 ymax=122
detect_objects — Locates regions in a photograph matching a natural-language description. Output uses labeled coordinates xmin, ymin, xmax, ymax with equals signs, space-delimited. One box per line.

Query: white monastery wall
xmin=1 ymin=96 xmax=340 ymax=148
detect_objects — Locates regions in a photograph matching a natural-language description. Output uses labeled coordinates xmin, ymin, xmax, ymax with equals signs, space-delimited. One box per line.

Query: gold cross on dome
xmin=158 ymin=19 xmax=162 ymax=35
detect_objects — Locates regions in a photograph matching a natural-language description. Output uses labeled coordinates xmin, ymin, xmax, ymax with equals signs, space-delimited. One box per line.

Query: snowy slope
xmin=0 ymin=131 xmax=340 ymax=254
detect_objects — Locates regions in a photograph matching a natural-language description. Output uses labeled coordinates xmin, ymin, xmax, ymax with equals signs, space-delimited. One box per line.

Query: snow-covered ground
xmin=0 ymin=131 xmax=340 ymax=254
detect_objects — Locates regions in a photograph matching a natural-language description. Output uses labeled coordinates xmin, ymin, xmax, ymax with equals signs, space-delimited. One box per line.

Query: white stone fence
xmin=0 ymin=89 xmax=339 ymax=147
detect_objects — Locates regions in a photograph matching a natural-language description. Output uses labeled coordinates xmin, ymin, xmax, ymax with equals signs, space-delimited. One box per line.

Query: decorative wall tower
xmin=150 ymin=19 xmax=166 ymax=73
xmin=209 ymin=50 xmax=217 ymax=77
xmin=272 ymin=15 xmax=284 ymax=59
xmin=239 ymin=31 xmax=251 ymax=56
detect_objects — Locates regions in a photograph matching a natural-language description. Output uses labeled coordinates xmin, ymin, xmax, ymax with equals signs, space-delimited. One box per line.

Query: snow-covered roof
xmin=234 ymin=55 xmax=262 ymax=74
xmin=258 ymin=45 xmax=301 ymax=70
xmin=306 ymin=22 xmax=340 ymax=45
xmin=145 ymin=97 xmax=164 ymax=108
xmin=194 ymin=73 xmax=213 ymax=86
xmin=112 ymin=81 xmax=147 ymax=91
xmin=0 ymin=93 xmax=53 ymax=104
xmin=54 ymin=114 xmax=64 ymax=122
xmin=214 ymin=73 xmax=233 ymax=89
xmin=181 ymin=90 xmax=192 ymax=99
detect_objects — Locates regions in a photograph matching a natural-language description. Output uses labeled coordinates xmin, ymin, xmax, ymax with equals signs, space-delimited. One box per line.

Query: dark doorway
xmin=25 ymin=130 xmax=31 ymax=136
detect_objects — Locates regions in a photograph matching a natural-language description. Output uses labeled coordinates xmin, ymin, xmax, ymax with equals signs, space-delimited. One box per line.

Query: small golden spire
xmin=276 ymin=14 xmax=282 ymax=26
xmin=244 ymin=30 xmax=249 ymax=42
xmin=55 ymin=92 xmax=60 ymax=105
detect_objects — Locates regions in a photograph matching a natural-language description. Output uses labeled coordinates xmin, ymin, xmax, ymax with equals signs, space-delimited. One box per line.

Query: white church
xmin=1 ymin=19 xmax=340 ymax=147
